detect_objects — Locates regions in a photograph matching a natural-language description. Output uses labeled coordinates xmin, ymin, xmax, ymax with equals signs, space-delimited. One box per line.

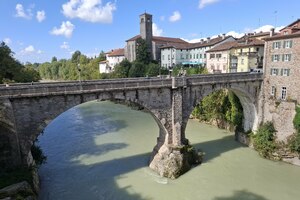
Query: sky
xmin=1 ymin=0 xmax=300 ymax=64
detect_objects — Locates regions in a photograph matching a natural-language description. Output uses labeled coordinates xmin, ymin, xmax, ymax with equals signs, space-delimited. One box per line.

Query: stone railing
xmin=0 ymin=73 xmax=263 ymax=99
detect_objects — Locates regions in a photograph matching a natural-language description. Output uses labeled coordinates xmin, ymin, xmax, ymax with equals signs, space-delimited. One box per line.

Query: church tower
xmin=140 ymin=13 xmax=153 ymax=59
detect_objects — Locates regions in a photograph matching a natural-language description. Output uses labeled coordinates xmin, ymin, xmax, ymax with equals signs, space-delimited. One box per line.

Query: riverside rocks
xmin=0 ymin=181 xmax=36 ymax=200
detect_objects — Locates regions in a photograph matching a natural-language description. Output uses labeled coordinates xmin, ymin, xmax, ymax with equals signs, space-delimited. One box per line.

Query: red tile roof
xmin=263 ymin=31 xmax=300 ymax=41
xmin=107 ymin=48 xmax=125 ymax=57
xmin=207 ymin=38 xmax=264 ymax=52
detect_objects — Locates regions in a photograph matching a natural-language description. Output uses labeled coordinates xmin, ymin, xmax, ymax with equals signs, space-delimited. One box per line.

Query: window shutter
xmin=287 ymin=69 xmax=290 ymax=76
xmin=280 ymin=69 xmax=283 ymax=76
xmin=289 ymin=54 xmax=291 ymax=61
xmin=270 ymin=68 xmax=273 ymax=75
xmin=272 ymin=43 xmax=275 ymax=49
xmin=283 ymin=41 xmax=286 ymax=48
xmin=272 ymin=55 xmax=274 ymax=61
xmin=278 ymin=42 xmax=281 ymax=48
xmin=290 ymin=40 xmax=293 ymax=48
xmin=282 ymin=54 xmax=285 ymax=61
xmin=276 ymin=69 xmax=279 ymax=75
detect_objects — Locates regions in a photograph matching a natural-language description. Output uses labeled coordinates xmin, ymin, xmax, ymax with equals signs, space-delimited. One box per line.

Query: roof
xmin=263 ymin=30 xmax=300 ymax=41
xmin=107 ymin=48 xmax=124 ymax=57
xmin=159 ymin=35 xmax=235 ymax=50
xmin=207 ymin=38 xmax=264 ymax=52
xmin=189 ymin=36 xmax=234 ymax=48
xmin=280 ymin=19 xmax=300 ymax=31
xmin=126 ymin=34 xmax=187 ymax=44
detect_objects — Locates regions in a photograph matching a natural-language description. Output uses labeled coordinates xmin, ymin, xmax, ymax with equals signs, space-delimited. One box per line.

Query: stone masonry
xmin=0 ymin=73 xmax=263 ymax=178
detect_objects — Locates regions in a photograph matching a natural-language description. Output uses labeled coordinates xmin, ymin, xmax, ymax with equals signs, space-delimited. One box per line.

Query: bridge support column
xmin=149 ymin=87 xmax=201 ymax=179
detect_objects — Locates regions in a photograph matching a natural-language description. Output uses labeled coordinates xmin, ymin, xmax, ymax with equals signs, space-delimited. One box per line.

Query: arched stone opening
xmin=181 ymin=84 xmax=259 ymax=146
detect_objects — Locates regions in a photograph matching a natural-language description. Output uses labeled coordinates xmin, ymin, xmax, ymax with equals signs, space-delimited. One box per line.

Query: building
xmin=125 ymin=13 xmax=188 ymax=62
xmin=262 ymin=19 xmax=300 ymax=140
xmin=160 ymin=35 xmax=235 ymax=69
xmin=206 ymin=38 xmax=264 ymax=73
xmin=99 ymin=48 xmax=125 ymax=73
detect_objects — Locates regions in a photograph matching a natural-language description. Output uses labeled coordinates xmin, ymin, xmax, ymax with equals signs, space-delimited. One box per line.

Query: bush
xmin=252 ymin=122 xmax=277 ymax=158
xmin=289 ymin=133 xmax=300 ymax=154
xmin=293 ymin=106 xmax=300 ymax=133
xmin=31 ymin=143 xmax=46 ymax=166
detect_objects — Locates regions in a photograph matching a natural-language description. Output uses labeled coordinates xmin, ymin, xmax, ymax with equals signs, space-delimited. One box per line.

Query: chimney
xmin=207 ymin=37 xmax=211 ymax=43
xmin=270 ymin=28 xmax=275 ymax=37
xmin=222 ymin=33 xmax=226 ymax=39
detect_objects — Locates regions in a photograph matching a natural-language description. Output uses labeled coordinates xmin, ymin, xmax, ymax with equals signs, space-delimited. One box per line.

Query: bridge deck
xmin=0 ymin=73 xmax=263 ymax=99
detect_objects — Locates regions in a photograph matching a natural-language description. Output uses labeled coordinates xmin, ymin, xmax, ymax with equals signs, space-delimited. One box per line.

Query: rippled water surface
xmin=38 ymin=101 xmax=300 ymax=200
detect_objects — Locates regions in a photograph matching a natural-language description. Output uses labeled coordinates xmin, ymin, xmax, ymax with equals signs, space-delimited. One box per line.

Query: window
xmin=193 ymin=54 xmax=195 ymax=59
xmin=283 ymin=54 xmax=291 ymax=61
xmin=271 ymin=86 xmax=276 ymax=96
xmin=190 ymin=54 xmax=192 ymax=59
xmin=196 ymin=54 xmax=199 ymax=59
xmin=162 ymin=55 xmax=165 ymax=60
xmin=271 ymin=68 xmax=279 ymax=75
xmin=200 ymin=54 xmax=202 ymax=59
xmin=282 ymin=69 xmax=290 ymax=76
xmin=186 ymin=54 xmax=189 ymax=59
xmin=204 ymin=54 xmax=206 ymax=59
xmin=223 ymin=64 xmax=226 ymax=71
xmin=273 ymin=41 xmax=281 ymax=49
xmin=168 ymin=55 xmax=170 ymax=60
xmin=272 ymin=54 xmax=280 ymax=62
xmin=180 ymin=54 xmax=184 ymax=59
xmin=281 ymin=87 xmax=287 ymax=100
xmin=241 ymin=58 xmax=244 ymax=64
xmin=284 ymin=40 xmax=293 ymax=48
xmin=216 ymin=54 xmax=222 ymax=58
xmin=210 ymin=54 xmax=215 ymax=59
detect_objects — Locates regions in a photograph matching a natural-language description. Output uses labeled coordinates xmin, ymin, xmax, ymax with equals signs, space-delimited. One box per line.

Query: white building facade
xmin=99 ymin=48 xmax=125 ymax=73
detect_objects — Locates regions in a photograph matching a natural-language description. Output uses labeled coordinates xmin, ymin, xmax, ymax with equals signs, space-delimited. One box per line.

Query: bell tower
xmin=140 ymin=13 xmax=153 ymax=58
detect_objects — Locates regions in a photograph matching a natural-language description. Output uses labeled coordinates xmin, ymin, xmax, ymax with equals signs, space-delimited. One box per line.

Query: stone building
xmin=124 ymin=13 xmax=188 ymax=62
xmin=262 ymin=19 xmax=300 ymax=140
xmin=99 ymin=48 xmax=125 ymax=73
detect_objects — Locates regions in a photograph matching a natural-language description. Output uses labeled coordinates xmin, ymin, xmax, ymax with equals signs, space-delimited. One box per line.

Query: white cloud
xmin=160 ymin=16 xmax=165 ymax=21
xmin=153 ymin=23 xmax=163 ymax=36
xmin=225 ymin=31 xmax=244 ymax=38
xmin=50 ymin=21 xmax=75 ymax=38
xmin=199 ymin=0 xmax=220 ymax=9
xmin=3 ymin=38 xmax=12 ymax=45
xmin=15 ymin=4 xmax=32 ymax=19
xmin=62 ymin=0 xmax=116 ymax=23
xmin=169 ymin=11 xmax=181 ymax=22
xmin=36 ymin=10 xmax=46 ymax=22
xmin=25 ymin=45 xmax=35 ymax=53
xmin=60 ymin=41 xmax=70 ymax=50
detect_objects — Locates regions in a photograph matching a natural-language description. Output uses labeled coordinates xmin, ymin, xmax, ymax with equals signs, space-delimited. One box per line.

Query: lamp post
xmin=77 ymin=63 xmax=81 ymax=82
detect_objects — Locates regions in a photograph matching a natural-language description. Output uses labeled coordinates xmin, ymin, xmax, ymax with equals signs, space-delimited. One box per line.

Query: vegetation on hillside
xmin=289 ymin=106 xmax=300 ymax=154
xmin=0 ymin=42 xmax=40 ymax=84
xmin=251 ymin=122 xmax=277 ymax=158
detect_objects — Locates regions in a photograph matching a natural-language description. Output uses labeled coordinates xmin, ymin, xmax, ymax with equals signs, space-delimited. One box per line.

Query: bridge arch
xmin=181 ymin=81 xmax=261 ymax=142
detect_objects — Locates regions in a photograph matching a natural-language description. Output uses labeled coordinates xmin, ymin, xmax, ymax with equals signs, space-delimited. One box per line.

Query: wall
xmin=263 ymin=36 xmax=300 ymax=141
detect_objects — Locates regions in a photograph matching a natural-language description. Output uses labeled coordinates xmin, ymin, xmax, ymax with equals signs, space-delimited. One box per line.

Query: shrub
xmin=252 ymin=122 xmax=277 ymax=158
xmin=293 ymin=106 xmax=300 ymax=133
xmin=289 ymin=133 xmax=300 ymax=154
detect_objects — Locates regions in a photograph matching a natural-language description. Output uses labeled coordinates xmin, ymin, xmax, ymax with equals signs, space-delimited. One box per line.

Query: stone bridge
xmin=0 ymin=72 xmax=263 ymax=178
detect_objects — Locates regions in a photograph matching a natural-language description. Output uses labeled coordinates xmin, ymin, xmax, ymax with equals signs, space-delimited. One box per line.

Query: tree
xmin=51 ymin=56 xmax=57 ymax=63
xmin=136 ymin=38 xmax=151 ymax=64
xmin=146 ymin=63 xmax=160 ymax=77
xmin=128 ymin=61 xmax=146 ymax=77
xmin=113 ymin=59 xmax=131 ymax=78
xmin=71 ymin=50 xmax=81 ymax=63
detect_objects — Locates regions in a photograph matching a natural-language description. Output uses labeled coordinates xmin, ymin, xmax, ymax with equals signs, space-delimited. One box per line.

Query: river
xmin=37 ymin=101 xmax=300 ymax=200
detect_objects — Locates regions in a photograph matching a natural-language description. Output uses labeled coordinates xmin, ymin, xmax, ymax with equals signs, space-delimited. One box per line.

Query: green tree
xmin=113 ymin=59 xmax=131 ymax=78
xmin=128 ymin=61 xmax=146 ymax=77
xmin=146 ymin=63 xmax=160 ymax=77
xmin=136 ymin=38 xmax=151 ymax=64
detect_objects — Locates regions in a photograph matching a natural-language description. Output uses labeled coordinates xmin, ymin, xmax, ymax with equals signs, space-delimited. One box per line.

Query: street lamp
xmin=77 ymin=63 xmax=81 ymax=82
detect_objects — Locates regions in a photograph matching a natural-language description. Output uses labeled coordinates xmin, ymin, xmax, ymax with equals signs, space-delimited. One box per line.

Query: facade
xmin=262 ymin=19 xmax=300 ymax=140
xmin=206 ymin=38 xmax=264 ymax=73
xmin=99 ymin=48 xmax=125 ymax=73
xmin=160 ymin=35 xmax=236 ymax=69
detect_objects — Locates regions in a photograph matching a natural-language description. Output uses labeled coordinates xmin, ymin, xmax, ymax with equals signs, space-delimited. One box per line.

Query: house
xmin=262 ymin=19 xmax=300 ymax=140
xmin=99 ymin=48 xmax=125 ymax=73
xmin=206 ymin=38 xmax=264 ymax=73
xmin=160 ymin=35 xmax=236 ymax=69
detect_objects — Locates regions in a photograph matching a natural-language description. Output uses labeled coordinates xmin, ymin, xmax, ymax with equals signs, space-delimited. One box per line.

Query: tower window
xmin=281 ymin=87 xmax=287 ymax=100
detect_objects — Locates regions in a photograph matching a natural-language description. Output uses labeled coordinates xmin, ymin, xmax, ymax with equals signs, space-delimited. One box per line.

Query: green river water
xmin=38 ymin=101 xmax=300 ymax=200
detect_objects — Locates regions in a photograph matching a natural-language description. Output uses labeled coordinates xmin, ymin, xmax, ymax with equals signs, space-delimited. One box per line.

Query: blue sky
xmin=1 ymin=0 xmax=300 ymax=63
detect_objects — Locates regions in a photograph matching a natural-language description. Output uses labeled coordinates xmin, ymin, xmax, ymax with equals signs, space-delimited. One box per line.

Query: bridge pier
xmin=149 ymin=86 xmax=201 ymax=179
